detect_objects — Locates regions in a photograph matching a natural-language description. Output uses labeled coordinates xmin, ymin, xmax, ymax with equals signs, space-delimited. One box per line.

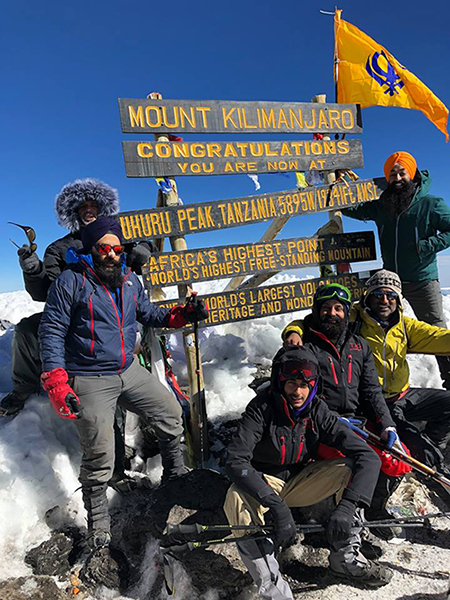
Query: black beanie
xmin=81 ymin=217 xmax=123 ymax=252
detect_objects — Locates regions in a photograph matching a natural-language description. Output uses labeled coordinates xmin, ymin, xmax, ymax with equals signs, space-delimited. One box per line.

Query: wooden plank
xmin=141 ymin=231 xmax=376 ymax=289
xmin=117 ymin=178 xmax=386 ymax=243
xmin=154 ymin=274 xmax=368 ymax=331
xmin=119 ymin=98 xmax=363 ymax=134
xmin=122 ymin=139 xmax=364 ymax=178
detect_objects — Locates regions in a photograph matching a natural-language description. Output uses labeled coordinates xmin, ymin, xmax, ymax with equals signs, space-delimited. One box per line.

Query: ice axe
xmin=8 ymin=222 xmax=37 ymax=253
xmin=339 ymin=417 xmax=450 ymax=495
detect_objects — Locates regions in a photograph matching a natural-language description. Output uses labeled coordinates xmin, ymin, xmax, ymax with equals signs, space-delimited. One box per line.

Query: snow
xmin=1 ymin=279 xmax=450 ymax=598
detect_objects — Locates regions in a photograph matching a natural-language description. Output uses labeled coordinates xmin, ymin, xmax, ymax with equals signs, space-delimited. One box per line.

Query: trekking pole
xmin=339 ymin=418 xmax=450 ymax=494
xmin=190 ymin=295 xmax=208 ymax=469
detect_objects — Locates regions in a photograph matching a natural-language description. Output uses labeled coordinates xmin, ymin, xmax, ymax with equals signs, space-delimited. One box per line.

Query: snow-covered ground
xmin=1 ymin=277 xmax=450 ymax=598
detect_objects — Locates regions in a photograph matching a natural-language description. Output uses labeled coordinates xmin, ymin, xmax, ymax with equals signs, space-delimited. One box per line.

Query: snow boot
xmin=329 ymin=514 xmax=393 ymax=588
xmin=82 ymin=484 xmax=111 ymax=534
xmin=160 ymin=435 xmax=189 ymax=483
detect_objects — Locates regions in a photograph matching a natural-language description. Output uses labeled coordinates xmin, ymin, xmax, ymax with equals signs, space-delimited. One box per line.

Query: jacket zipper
xmin=295 ymin=438 xmax=304 ymax=463
xmin=328 ymin=355 xmax=339 ymax=384
xmin=88 ymin=292 xmax=95 ymax=356
xmin=394 ymin=206 xmax=411 ymax=273
xmin=347 ymin=354 xmax=353 ymax=383
xmin=280 ymin=436 xmax=286 ymax=465
xmin=82 ymin=262 xmax=131 ymax=372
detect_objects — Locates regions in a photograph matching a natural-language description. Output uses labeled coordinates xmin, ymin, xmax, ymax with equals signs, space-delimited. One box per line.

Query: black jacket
xmin=226 ymin=385 xmax=381 ymax=509
xmin=302 ymin=315 xmax=395 ymax=431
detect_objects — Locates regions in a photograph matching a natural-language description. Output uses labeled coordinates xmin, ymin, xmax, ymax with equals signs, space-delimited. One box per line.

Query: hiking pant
xmin=402 ymin=280 xmax=450 ymax=390
xmin=224 ymin=459 xmax=367 ymax=599
xmin=73 ymin=357 xmax=184 ymax=532
xmin=9 ymin=312 xmax=128 ymax=477
xmin=388 ymin=387 xmax=450 ymax=467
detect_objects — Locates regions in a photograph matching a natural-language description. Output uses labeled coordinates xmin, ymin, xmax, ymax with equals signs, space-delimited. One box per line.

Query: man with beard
xmin=282 ymin=283 xmax=405 ymax=538
xmin=342 ymin=152 xmax=450 ymax=389
xmin=1 ymin=179 xmax=124 ymax=416
xmin=38 ymin=217 xmax=207 ymax=553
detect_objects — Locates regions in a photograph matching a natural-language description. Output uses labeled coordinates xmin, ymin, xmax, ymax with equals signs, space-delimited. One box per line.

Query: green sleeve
xmin=342 ymin=200 xmax=379 ymax=222
xmin=420 ymin=198 xmax=450 ymax=255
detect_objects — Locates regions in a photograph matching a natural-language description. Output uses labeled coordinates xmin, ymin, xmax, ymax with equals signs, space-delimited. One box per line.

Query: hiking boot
xmin=364 ymin=508 xmax=403 ymax=540
xmin=0 ymin=391 xmax=28 ymax=417
xmin=360 ymin=538 xmax=383 ymax=560
xmin=86 ymin=529 xmax=111 ymax=551
xmin=332 ymin=559 xmax=393 ymax=587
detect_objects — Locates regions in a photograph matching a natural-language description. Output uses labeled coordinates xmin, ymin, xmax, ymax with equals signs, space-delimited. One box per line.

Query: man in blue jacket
xmin=39 ymin=217 xmax=207 ymax=551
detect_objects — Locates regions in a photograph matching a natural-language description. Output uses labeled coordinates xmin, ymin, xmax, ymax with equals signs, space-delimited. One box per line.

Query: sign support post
xmin=147 ymin=92 xmax=209 ymax=466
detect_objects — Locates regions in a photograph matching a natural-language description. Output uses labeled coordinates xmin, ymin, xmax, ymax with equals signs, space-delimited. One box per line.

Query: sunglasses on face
xmin=94 ymin=243 xmax=124 ymax=256
xmin=371 ymin=290 xmax=398 ymax=301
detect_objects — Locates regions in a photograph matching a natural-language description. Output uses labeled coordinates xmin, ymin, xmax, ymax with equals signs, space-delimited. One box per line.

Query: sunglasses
xmin=8 ymin=222 xmax=37 ymax=253
xmin=315 ymin=283 xmax=352 ymax=304
xmin=94 ymin=243 xmax=124 ymax=256
xmin=370 ymin=290 xmax=398 ymax=301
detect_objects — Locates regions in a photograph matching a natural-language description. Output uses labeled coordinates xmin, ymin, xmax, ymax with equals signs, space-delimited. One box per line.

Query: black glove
xmin=18 ymin=245 xmax=40 ymax=274
xmin=184 ymin=295 xmax=209 ymax=323
xmin=126 ymin=243 xmax=152 ymax=274
xmin=267 ymin=497 xmax=296 ymax=551
xmin=326 ymin=498 xmax=356 ymax=545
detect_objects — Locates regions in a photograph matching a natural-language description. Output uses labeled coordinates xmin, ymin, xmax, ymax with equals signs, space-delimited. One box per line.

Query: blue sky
xmin=2 ymin=0 xmax=450 ymax=292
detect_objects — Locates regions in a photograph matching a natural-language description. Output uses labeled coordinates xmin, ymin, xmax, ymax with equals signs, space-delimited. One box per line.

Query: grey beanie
xmin=364 ymin=269 xmax=403 ymax=308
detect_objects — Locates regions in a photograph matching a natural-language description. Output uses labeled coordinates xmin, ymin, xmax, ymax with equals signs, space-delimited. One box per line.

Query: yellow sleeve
xmin=281 ymin=320 xmax=304 ymax=341
xmin=404 ymin=316 xmax=450 ymax=356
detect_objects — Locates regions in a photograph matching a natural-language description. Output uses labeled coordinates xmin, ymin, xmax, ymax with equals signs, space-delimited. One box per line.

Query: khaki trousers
xmin=224 ymin=458 xmax=352 ymax=536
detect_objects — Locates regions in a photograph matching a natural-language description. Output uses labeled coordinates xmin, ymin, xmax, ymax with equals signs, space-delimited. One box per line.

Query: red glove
xmin=166 ymin=294 xmax=209 ymax=329
xmin=41 ymin=368 xmax=83 ymax=420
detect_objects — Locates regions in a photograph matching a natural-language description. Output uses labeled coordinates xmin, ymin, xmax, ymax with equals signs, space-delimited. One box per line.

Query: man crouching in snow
xmin=224 ymin=346 xmax=392 ymax=599
xmin=38 ymin=216 xmax=207 ymax=552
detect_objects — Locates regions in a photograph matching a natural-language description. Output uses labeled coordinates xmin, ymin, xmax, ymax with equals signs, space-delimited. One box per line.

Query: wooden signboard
xmin=118 ymin=178 xmax=385 ymax=243
xmin=122 ymin=139 xmax=364 ymax=178
xmin=119 ymin=99 xmax=363 ymax=135
xmin=141 ymin=231 xmax=376 ymax=289
xmin=155 ymin=274 xmax=367 ymax=331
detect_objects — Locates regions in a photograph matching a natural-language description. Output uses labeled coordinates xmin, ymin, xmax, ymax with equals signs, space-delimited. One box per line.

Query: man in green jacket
xmin=342 ymin=151 xmax=450 ymax=389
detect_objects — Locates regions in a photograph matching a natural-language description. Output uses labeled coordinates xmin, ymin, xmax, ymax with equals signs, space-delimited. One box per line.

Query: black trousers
xmin=388 ymin=387 xmax=450 ymax=469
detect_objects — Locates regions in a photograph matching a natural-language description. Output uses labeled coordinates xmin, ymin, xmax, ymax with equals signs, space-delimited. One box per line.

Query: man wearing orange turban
xmin=343 ymin=151 xmax=450 ymax=390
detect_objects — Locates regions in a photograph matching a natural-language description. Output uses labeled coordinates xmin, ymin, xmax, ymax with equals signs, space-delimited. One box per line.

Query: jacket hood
xmin=270 ymin=346 xmax=321 ymax=419
xmin=55 ymin=178 xmax=120 ymax=233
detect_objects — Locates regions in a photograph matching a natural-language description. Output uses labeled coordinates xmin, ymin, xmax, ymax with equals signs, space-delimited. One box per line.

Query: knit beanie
xmin=81 ymin=217 xmax=123 ymax=252
xmin=364 ymin=269 xmax=403 ymax=307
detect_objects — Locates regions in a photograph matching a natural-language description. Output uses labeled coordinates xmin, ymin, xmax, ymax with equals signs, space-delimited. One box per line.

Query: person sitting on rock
xmin=225 ymin=346 xmax=393 ymax=599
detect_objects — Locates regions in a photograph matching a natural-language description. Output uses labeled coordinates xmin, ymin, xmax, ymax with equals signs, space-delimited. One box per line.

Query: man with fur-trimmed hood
xmin=0 ymin=178 xmax=124 ymax=416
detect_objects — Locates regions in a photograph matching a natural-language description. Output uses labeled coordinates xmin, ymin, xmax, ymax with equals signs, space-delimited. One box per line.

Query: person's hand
xmin=18 ymin=245 xmax=40 ymax=274
xmin=326 ymin=499 xmax=356 ymax=545
xmin=269 ymin=500 xmax=297 ymax=551
xmin=184 ymin=295 xmax=209 ymax=323
xmin=41 ymin=368 xmax=83 ymax=420
xmin=283 ymin=332 xmax=303 ymax=348
xmin=381 ymin=427 xmax=402 ymax=451
xmin=127 ymin=243 xmax=151 ymax=273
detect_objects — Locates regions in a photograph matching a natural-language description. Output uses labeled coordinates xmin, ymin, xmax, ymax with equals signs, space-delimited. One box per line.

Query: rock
xmin=0 ymin=575 xmax=68 ymax=600
xmin=25 ymin=530 xmax=83 ymax=579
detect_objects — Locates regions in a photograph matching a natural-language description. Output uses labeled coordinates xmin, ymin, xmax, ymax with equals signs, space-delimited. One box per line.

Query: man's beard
xmin=318 ymin=315 xmax=347 ymax=341
xmin=93 ymin=255 xmax=124 ymax=288
xmin=382 ymin=180 xmax=416 ymax=217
